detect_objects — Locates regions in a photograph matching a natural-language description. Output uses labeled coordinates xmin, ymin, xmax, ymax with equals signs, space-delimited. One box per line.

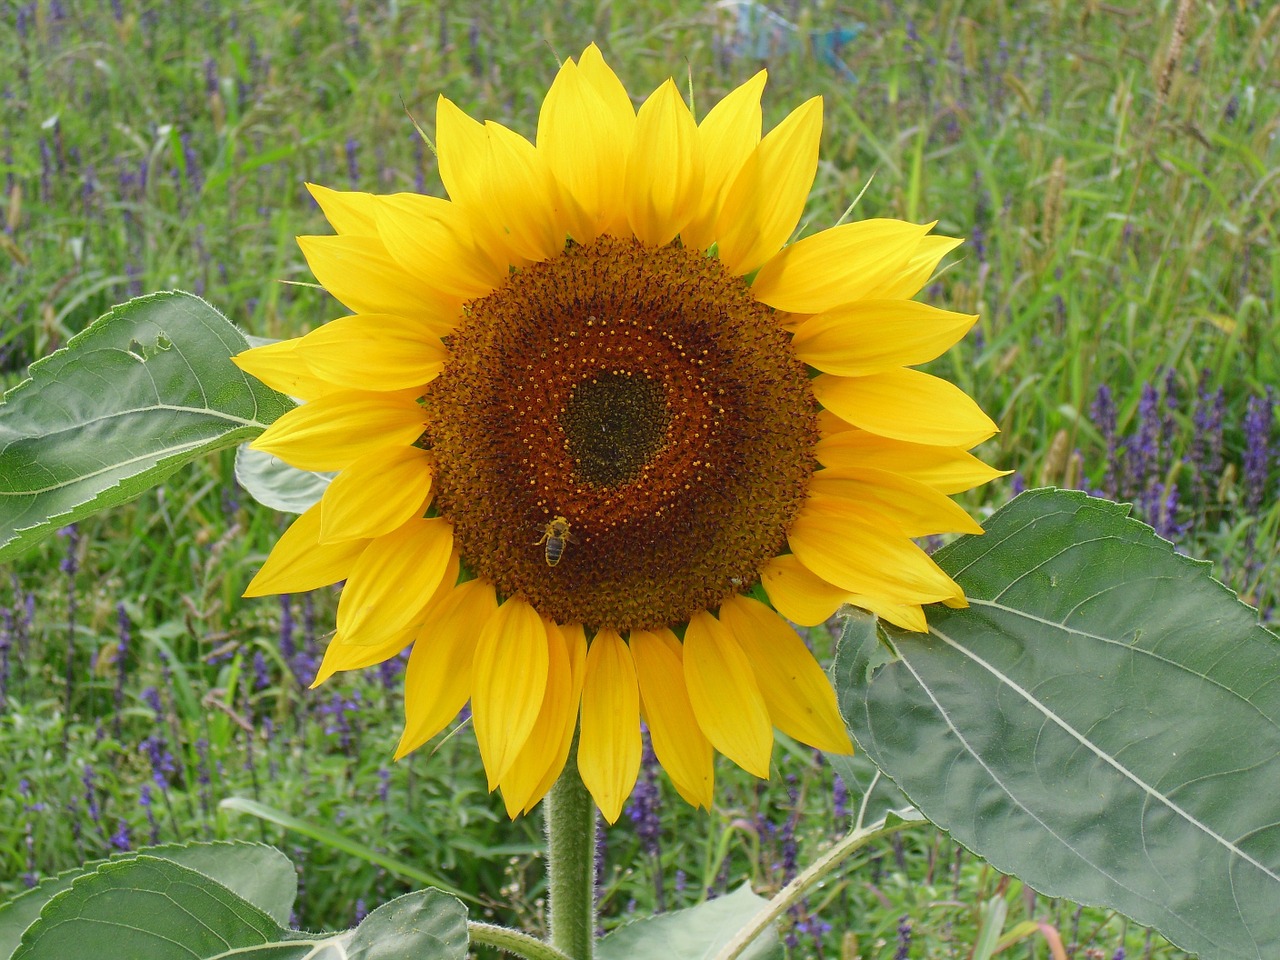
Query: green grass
xmin=2 ymin=0 xmax=1277 ymax=956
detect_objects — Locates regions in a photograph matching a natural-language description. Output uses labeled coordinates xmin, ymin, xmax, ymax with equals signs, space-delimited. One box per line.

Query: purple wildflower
xmin=142 ymin=735 xmax=177 ymax=787
xmin=1242 ymin=390 xmax=1274 ymax=514
xmin=833 ymin=773 xmax=849 ymax=821
xmin=139 ymin=783 xmax=160 ymax=845
xmin=0 ymin=605 xmax=12 ymax=709
xmin=110 ymin=819 xmax=132 ymax=852
xmin=625 ymin=731 xmax=665 ymax=909
xmin=181 ymin=131 xmax=203 ymax=193
xmin=252 ymin=649 xmax=271 ymax=691
xmin=195 ymin=737 xmax=214 ymax=822
xmin=82 ymin=764 xmax=102 ymax=833
xmin=113 ymin=603 xmax=130 ymax=738
xmin=1190 ymin=375 xmax=1226 ymax=507
xmin=895 ymin=914 xmax=913 ymax=960
xmin=346 ymin=138 xmax=360 ymax=187
xmin=1129 ymin=382 xmax=1162 ymax=504
xmin=1090 ymin=386 xmax=1118 ymax=499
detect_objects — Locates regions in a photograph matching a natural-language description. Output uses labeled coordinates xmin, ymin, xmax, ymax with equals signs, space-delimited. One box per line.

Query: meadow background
xmin=1 ymin=0 xmax=1277 ymax=957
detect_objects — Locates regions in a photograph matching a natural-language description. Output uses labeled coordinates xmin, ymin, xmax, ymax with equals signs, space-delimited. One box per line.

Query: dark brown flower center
xmin=424 ymin=236 xmax=818 ymax=631
xmin=560 ymin=371 xmax=669 ymax=488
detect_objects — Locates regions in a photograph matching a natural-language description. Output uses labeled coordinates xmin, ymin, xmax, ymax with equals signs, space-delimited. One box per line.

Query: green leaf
xmin=970 ymin=896 xmax=1009 ymax=960
xmin=344 ymin=890 xmax=469 ymax=960
xmin=235 ymin=443 xmax=331 ymax=514
xmin=7 ymin=855 xmax=467 ymax=960
xmin=834 ymin=488 xmax=1280 ymax=960
xmin=0 ymin=291 xmax=294 ymax=562
xmin=823 ymin=630 xmax=915 ymax=830
xmin=11 ymin=856 xmax=304 ymax=960
xmin=219 ymin=797 xmax=475 ymax=903
xmin=0 ymin=841 xmax=295 ymax=958
xmin=597 ymin=885 xmax=782 ymax=960
xmin=156 ymin=841 xmax=297 ymax=927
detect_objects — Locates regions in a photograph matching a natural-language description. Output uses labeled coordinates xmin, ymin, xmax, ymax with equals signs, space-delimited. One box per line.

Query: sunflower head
xmin=235 ymin=44 xmax=1004 ymax=823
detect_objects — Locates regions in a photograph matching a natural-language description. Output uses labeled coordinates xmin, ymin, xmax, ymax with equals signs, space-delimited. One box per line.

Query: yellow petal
xmin=243 ymin=501 xmax=367 ymax=597
xmin=232 ymin=338 xmax=335 ymax=402
xmin=335 ymin=516 xmax=454 ymax=643
xmin=438 ymin=99 xmax=574 ymax=262
xmin=630 ymin=628 xmax=714 ymax=809
xmin=436 ymin=95 xmax=489 ymax=209
xmin=624 ymin=79 xmax=703 ymax=246
xmin=817 ymin=408 xmax=856 ymax=436
xmin=861 ymin=234 xmax=964 ymax=301
xmin=318 ymin=445 xmax=433 ymax=544
xmin=761 ymin=554 xmax=932 ymax=632
xmin=683 ymin=609 xmax=773 ymax=778
xmin=718 ymin=595 xmax=852 ymax=755
xmin=500 ymin=619 xmax=577 ymax=817
xmin=846 ymin=595 xmax=930 ymax=633
xmin=472 ymin=597 xmax=549 ymax=788
xmin=578 ymin=43 xmax=633 ymax=118
xmin=808 ymin=467 xmax=985 ymax=537
xmin=681 ymin=70 xmax=767 ymax=252
xmin=537 ymin=53 xmax=634 ymax=240
xmin=521 ymin=622 xmax=588 ymax=815
xmin=759 ymin=553 xmax=856 ymax=627
xmin=791 ymin=301 xmax=978 ymax=377
xmin=374 ymin=193 xmax=511 ymax=299
xmin=312 ymin=618 xmax=418 ymax=686
xmin=813 ymin=370 xmax=998 ymax=448
xmin=297 ymin=234 xmax=463 ymax=326
xmin=483 ymin=122 xmax=584 ymax=261
xmin=395 ymin=578 xmax=498 ymax=758
xmin=295 ymin=314 xmax=451 ymax=389
xmin=714 ymin=96 xmax=822 ymax=277
xmin=788 ymin=494 xmax=963 ymax=603
xmin=306 ymin=183 xmax=379 ymax=235
xmin=814 ymin=430 xmax=1009 ymax=494
xmin=578 ymin=626 xmax=641 ymax=824
xmin=250 ymin=389 xmax=425 ymax=472
xmin=751 ymin=219 xmax=932 ymax=313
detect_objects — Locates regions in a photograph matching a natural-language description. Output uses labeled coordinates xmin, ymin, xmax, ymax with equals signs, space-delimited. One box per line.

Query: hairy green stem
xmin=712 ymin=811 xmax=927 ymax=960
xmin=544 ymin=733 xmax=597 ymax=960
xmin=469 ymin=921 xmax=575 ymax=960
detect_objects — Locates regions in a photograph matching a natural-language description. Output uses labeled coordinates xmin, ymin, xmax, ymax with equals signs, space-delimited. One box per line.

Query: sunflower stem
xmin=544 ymin=732 xmax=597 ymax=960
xmin=469 ymin=921 xmax=574 ymax=960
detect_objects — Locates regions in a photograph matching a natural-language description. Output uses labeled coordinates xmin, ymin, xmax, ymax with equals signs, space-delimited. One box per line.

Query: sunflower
xmin=234 ymin=45 xmax=1003 ymax=824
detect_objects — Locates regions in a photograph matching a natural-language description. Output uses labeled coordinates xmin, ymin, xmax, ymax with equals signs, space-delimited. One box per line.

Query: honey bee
xmin=535 ymin=515 xmax=574 ymax=567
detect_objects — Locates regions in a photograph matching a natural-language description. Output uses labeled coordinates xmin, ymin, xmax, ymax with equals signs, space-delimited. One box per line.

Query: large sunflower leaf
xmin=234 ymin=443 xmax=332 ymax=514
xmin=0 ymin=841 xmax=295 ymax=957
xmin=10 ymin=856 xmax=304 ymax=960
xmin=8 ymin=856 xmax=467 ymax=960
xmin=343 ymin=889 xmax=469 ymax=960
xmin=0 ymin=291 xmax=294 ymax=562
xmin=834 ymin=488 xmax=1280 ymax=960
xmin=597 ymin=884 xmax=781 ymax=960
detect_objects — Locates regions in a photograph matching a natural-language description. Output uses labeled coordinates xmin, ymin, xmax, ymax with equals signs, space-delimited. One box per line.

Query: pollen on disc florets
xmin=425 ymin=236 xmax=819 ymax=631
